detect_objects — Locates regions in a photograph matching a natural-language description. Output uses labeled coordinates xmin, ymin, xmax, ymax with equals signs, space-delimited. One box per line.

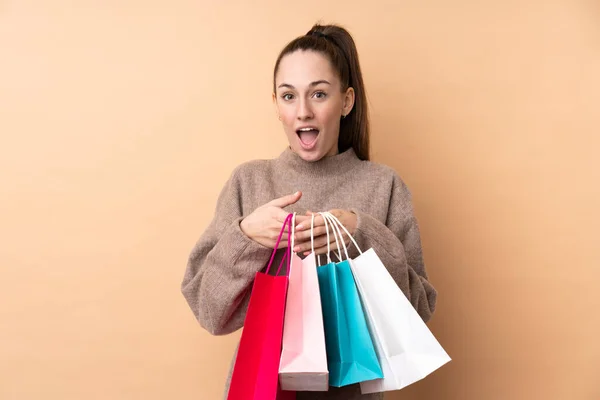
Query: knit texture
xmin=181 ymin=147 xmax=438 ymax=399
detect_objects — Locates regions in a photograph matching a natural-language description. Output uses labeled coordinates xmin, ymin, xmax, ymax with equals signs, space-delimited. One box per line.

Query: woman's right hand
xmin=240 ymin=191 xmax=303 ymax=249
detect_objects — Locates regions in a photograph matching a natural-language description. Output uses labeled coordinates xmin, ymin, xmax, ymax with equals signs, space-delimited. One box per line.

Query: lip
xmin=295 ymin=126 xmax=320 ymax=150
xmin=296 ymin=125 xmax=319 ymax=131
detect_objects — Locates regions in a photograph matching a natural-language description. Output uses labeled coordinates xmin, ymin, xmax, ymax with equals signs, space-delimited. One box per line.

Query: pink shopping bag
xmin=279 ymin=213 xmax=329 ymax=391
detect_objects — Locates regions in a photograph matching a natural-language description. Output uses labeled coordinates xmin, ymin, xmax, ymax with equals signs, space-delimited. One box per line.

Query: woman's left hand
xmin=293 ymin=209 xmax=357 ymax=256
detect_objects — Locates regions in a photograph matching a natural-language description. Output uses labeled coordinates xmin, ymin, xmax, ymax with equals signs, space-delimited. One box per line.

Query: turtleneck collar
xmin=275 ymin=146 xmax=362 ymax=176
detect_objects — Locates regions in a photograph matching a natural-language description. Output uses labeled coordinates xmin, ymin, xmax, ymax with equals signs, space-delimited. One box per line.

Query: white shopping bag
xmin=323 ymin=212 xmax=451 ymax=394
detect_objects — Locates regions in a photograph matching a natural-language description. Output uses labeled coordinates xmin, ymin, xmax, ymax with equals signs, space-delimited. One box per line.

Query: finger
xmin=311 ymin=240 xmax=340 ymax=256
xmin=275 ymin=240 xmax=290 ymax=249
xmin=293 ymin=226 xmax=328 ymax=242
xmin=295 ymin=221 xmax=343 ymax=249
xmin=294 ymin=231 xmax=327 ymax=252
xmin=268 ymin=191 xmax=302 ymax=208
xmin=296 ymin=213 xmax=326 ymax=231
xmin=275 ymin=211 xmax=294 ymax=224
xmin=312 ymin=246 xmax=330 ymax=256
xmin=294 ymin=215 xmax=312 ymax=226
xmin=295 ymin=232 xmax=334 ymax=253
xmin=313 ymin=214 xmax=326 ymax=227
xmin=274 ymin=207 xmax=306 ymax=225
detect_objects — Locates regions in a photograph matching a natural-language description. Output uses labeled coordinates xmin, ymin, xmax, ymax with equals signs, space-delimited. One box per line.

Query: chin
xmin=294 ymin=147 xmax=326 ymax=163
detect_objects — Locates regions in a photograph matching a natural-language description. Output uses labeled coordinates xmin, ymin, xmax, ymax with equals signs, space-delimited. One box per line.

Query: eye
xmin=281 ymin=93 xmax=295 ymax=101
xmin=313 ymin=91 xmax=327 ymax=99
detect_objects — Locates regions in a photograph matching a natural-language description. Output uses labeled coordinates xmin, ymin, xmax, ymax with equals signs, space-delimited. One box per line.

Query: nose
xmin=297 ymin=98 xmax=314 ymax=120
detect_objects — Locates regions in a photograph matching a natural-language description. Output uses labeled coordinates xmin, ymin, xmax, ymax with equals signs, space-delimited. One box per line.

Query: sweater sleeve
xmin=180 ymin=168 xmax=273 ymax=335
xmin=351 ymin=176 xmax=437 ymax=322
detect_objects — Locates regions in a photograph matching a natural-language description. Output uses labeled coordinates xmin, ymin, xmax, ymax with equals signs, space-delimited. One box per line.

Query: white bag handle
xmin=310 ymin=213 xmax=314 ymax=256
xmin=310 ymin=213 xmax=322 ymax=267
xmin=321 ymin=211 xmax=333 ymax=265
xmin=323 ymin=212 xmax=351 ymax=262
xmin=323 ymin=212 xmax=363 ymax=255
xmin=319 ymin=212 xmax=343 ymax=263
xmin=327 ymin=213 xmax=344 ymax=262
xmin=291 ymin=212 xmax=297 ymax=253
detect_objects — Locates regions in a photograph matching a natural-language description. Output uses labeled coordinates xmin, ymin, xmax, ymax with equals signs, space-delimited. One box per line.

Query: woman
xmin=181 ymin=23 xmax=438 ymax=400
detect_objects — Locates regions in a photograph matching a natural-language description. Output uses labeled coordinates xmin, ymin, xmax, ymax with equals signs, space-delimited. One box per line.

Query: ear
xmin=342 ymin=87 xmax=355 ymax=117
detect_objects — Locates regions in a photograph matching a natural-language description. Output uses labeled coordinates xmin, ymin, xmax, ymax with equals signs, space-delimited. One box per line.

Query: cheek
xmin=319 ymin=105 xmax=341 ymax=128
xmin=278 ymin=106 xmax=296 ymax=126
xmin=281 ymin=116 xmax=296 ymax=133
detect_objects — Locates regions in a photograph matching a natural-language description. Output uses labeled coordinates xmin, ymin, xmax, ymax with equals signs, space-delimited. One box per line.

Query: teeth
xmin=298 ymin=127 xmax=316 ymax=132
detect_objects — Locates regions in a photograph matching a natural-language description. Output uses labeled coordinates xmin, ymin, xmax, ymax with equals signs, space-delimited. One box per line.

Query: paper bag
xmin=324 ymin=212 xmax=451 ymax=394
xmin=227 ymin=214 xmax=296 ymax=400
xmin=279 ymin=213 xmax=329 ymax=391
xmin=316 ymin=213 xmax=383 ymax=387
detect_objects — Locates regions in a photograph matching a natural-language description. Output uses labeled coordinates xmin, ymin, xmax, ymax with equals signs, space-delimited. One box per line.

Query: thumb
xmin=268 ymin=191 xmax=302 ymax=208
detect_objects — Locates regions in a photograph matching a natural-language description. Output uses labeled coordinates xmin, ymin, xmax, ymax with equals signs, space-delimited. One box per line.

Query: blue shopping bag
xmin=316 ymin=214 xmax=383 ymax=387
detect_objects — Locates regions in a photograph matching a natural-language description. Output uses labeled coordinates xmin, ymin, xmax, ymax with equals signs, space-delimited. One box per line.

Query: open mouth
xmin=296 ymin=127 xmax=320 ymax=149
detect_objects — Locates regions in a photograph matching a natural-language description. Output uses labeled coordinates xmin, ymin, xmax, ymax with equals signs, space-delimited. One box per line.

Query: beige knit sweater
xmin=181 ymin=147 xmax=438 ymax=399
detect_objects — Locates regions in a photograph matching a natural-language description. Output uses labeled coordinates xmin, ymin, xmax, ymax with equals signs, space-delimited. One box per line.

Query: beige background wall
xmin=1 ymin=1 xmax=599 ymax=399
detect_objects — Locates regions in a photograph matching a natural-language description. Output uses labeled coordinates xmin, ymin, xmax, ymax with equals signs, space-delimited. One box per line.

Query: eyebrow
xmin=277 ymin=80 xmax=331 ymax=89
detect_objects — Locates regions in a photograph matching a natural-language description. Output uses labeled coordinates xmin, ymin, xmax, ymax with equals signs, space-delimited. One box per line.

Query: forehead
xmin=275 ymin=50 xmax=338 ymax=89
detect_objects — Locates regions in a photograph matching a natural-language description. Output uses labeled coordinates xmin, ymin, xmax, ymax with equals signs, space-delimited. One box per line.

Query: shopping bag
xmin=316 ymin=212 xmax=383 ymax=387
xmin=227 ymin=214 xmax=296 ymax=400
xmin=323 ymin=212 xmax=451 ymax=394
xmin=279 ymin=213 xmax=329 ymax=391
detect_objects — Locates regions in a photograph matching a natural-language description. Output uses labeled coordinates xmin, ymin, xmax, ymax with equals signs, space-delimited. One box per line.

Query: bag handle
xmin=286 ymin=212 xmax=298 ymax=275
xmin=266 ymin=213 xmax=293 ymax=276
xmin=310 ymin=213 xmax=323 ymax=267
xmin=291 ymin=212 xmax=297 ymax=254
xmin=319 ymin=212 xmax=343 ymax=263
xmin=322 ymin=212 xmax=349 ymax=262
xmin=330 ymin=214 xmax=344 ymax=262
xmin=323 ymin=212 xmax=363 ymax=255
xmin=321 ymin=211 xmax=333 ymax=265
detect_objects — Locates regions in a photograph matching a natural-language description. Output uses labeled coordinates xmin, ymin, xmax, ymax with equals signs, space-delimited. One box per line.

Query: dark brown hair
xmin=273 ymin=24 xmax=370 ymax=161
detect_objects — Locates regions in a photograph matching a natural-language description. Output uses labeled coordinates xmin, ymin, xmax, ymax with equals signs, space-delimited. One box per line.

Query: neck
xmin=276 ymin=146 xmax=360 ymax=177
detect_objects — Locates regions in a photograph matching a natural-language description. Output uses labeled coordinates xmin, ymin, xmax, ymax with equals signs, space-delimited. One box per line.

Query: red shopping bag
xmin=227 ymin=214 xmax=296 ymax=400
